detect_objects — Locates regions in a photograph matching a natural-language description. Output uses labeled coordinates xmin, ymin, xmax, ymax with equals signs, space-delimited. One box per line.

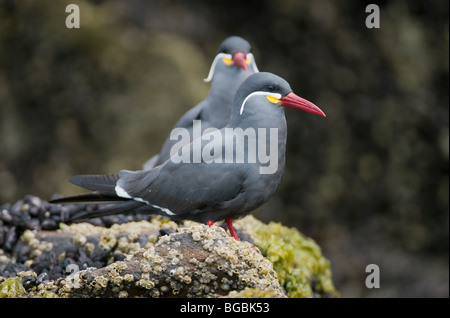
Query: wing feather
xmin=117 ymin=163 xmax=246 ymax=216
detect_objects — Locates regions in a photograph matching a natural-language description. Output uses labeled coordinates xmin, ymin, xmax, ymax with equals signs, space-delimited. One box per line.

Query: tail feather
xmin=69 ymin=174 xmax=119 ymax=195
xmin=49 ymin=192 xmax=125 ymax=205
xmin=70 ymin=200 xmax=145 ymax=221
xmin=50 ymin=173 xmax=163 ymax=221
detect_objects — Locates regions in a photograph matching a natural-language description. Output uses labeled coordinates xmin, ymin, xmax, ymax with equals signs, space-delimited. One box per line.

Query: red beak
xmin=232 ymin=52 xmax=248 ymax=71
xmin=280 ymin=92 xmax=326 ymax=117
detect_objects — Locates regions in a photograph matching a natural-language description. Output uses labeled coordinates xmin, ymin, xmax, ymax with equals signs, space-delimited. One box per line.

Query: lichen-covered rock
xmin=0 ymin=277 xmax=26 ymax=298
xmin=0 ymin=195 xmax=158 ymax=253
xmin=4 ymin=217 xmax=176 ymax=281
xmin=225 ymin=287 xmax=280 ymax=298
xmin=234 ymin=216 xmax=339 ymax=298
xmin=58 ymin=225 xmax=285 ymax=298
xmin=0 ymin=196 xmax=338 ymax=298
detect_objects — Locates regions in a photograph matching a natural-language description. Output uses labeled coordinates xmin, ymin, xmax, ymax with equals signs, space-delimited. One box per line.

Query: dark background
xmin=0 ymin=0 xmax=448 ymax=297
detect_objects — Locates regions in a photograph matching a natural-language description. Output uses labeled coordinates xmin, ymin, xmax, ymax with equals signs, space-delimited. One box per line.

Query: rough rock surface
xmin=0 ymin=196 xmax=338 ymax=298
xmin=59 ymin=225 xmax=284 ymax=298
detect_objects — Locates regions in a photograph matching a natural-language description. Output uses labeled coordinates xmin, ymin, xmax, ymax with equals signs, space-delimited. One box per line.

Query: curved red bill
xmin=232 ymin=52 xmax=248 ymax=71
xmin=280 ymin=92 xmax=326 ymax=117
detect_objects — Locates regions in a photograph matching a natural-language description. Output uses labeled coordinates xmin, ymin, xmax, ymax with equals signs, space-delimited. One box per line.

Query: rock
xmin=234 ymin=216 xmax=339 ymax=298
xmin=58 ymin=225 xmax=285 ymax=298
xmin=6 ymin=218 xmax=169 ymax=281
xmin=0 ymin=194 xmax=157 ymax=253
xmin=225 ymin=287 xmax=281 ymax=298
xmin=0 ymin=196 xmax=338 ymax=298
xmin=0 ymin=277 xmax=26 ymax=298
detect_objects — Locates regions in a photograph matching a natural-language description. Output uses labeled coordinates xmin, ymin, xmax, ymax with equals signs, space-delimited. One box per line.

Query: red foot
xmin=225 ymin=218 xmax=240 ymax=241
xmin=206 ymin=220 xmax=214 ymax=228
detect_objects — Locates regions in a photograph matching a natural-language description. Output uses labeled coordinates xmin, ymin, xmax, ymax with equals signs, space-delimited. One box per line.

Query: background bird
xmin=51 ymin=72 xmax=325 ymax=240
xmin=143 ymin=35 xmax=259 ymax=169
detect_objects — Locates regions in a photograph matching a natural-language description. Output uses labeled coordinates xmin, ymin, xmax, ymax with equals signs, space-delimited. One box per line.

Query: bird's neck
xmin=227 ymin=109 xmax=288 ymax=165
xmin=228 ymin=111 xmax=287 ymax=131
xmin=227 ymin=114 xmax=287 ymax=179
xmin=208 ymin=70 xmax=248 ymax=106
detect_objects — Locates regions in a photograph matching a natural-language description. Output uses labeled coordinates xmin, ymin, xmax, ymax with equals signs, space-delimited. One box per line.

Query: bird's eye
xmin=267 ymin=85 xmax=276 ymax=92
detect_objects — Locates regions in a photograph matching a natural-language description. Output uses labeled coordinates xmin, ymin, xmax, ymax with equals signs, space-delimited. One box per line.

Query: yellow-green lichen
xmin=40 ymin=290 xmax=59 ymax=298
xmin=236 ymin=216 xmax=339 ymax=298
xmin=0 ymin=277 xmax=26 ymax=298
xmin=225 ymin=287 xmax=278 ymax=298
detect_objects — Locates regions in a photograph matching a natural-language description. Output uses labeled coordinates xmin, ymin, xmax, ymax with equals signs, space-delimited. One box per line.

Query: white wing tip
xmin=115 ymin=185 xmax=132 ymax=199
xmin=152 ymin=204 xmax=175 ymax=216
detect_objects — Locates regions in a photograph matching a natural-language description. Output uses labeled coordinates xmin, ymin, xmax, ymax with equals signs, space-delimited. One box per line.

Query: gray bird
xmin=51 ymin=72 xmax=325 ymax=240
xmin=143 ymin=36 xmax=259 ymax=169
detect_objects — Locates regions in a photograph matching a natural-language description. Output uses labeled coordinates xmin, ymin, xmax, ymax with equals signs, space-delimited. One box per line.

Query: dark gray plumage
xmin=51 ymin=72 xmax=326 ymax=240
xmin=143 ymin=36 xmax=259 ymax=169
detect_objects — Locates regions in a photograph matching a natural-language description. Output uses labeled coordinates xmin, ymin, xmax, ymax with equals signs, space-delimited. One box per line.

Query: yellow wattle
xmin=223 ymin=57 xmax=233 ymax=65
xmin=266 ymin=95 xmax=280 ymax=104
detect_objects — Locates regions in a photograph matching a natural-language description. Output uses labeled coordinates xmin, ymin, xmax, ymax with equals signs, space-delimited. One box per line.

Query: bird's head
xmin=235 ymin=72 xmax=326 ymax=118
xmin=204 ymin=36 xmax=259 ymax=82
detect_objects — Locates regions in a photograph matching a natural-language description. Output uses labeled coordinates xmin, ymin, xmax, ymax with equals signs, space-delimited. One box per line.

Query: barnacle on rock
xmin=47 ymin=224 xmax=286 ymax=298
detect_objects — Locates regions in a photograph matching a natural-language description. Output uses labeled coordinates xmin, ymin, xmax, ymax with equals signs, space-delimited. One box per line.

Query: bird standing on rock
xmin=143 ymin=36 xmax=259 ymax=169
xmin=51 ymin=72 xmax=326 ymax=241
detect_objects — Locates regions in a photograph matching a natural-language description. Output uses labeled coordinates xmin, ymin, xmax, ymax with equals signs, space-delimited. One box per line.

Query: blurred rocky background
xmin=0 ymin=0 xmax=448 ymax=297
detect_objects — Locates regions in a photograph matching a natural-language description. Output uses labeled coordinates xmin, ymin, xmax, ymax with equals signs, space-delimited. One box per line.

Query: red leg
xmin=225 ymin=218 xmax=240 ymax=241
xmin=206 ymin=220 xmax=214 ymax=228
